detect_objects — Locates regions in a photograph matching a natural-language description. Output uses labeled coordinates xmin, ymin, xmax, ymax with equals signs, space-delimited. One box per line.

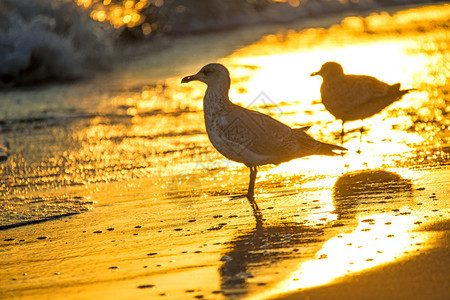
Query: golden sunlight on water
xmin=57 ymin=3 xmax=448 ymax=212
xmin=78 ymin=0 xmax=152 ymax=28
xmin=218 ymin=5 xmax=449 ymax=177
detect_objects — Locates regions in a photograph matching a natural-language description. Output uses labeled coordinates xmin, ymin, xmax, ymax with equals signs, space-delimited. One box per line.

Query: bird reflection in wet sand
xmin=311 ymin=61 xmax=414 ymax=144
xmin=333 ymin=170 xmax=413 ymax=220
xmin=219 ymin=221 xmax=326 ymax=298
xmin=181 ymin=63 xmax=346 ymax=212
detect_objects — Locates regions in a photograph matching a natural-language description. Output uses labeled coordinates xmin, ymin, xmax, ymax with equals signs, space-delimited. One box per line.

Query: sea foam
xmin=0 ymin=0 xmax=113 ymax=87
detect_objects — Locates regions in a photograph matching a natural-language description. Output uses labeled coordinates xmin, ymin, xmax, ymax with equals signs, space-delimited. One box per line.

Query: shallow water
xmin=0 ymin=3 xmax=449 ymax=300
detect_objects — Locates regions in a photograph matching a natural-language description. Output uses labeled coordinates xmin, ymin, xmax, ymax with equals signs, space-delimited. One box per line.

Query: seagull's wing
xmin=333 ymin=75 xmax=388 ymax=107
xmin=323 ymin=74 xmax=391 ymax=116
xmin=345 ymin=75 xmax=390 ymax=99
xmin=320 ymin=67 xmax=411 ymax=122
xmin=218 ymin=105 xmax=297 ymax=157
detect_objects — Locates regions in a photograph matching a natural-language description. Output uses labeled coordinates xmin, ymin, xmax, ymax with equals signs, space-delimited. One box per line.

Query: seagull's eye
xmin=203 ymin=69 xmax=212 ymax=76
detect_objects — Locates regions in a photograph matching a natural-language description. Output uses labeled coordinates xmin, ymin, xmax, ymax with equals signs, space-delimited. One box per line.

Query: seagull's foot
xmin=359 ymin=126 xmax=367 ymax=134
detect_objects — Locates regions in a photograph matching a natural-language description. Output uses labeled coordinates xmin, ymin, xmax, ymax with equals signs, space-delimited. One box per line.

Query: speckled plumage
xmin=182 ymin=63 xmax=346 ymax=201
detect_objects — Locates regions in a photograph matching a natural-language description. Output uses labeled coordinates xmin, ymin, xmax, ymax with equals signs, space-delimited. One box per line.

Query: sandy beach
xmin=1 ymin=2 xmax=449 ymax=300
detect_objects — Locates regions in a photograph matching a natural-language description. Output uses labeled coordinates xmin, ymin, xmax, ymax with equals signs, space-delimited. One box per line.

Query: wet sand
xmin=275 ymin=220 xmax=450 ymax=300
xmin=1 ymin=168 xmax=448 ymax=299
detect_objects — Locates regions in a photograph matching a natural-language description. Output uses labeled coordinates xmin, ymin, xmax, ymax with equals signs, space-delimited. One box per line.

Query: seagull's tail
xmin=399 ymin=88 xmax=415 ymax=96
xmin=295 ymin=129 xmax=347 ymax=156
xmin=390 ymin=83 xmax=415 ymax=98
xmin=317 ymin=141 xmax=347 ymax=156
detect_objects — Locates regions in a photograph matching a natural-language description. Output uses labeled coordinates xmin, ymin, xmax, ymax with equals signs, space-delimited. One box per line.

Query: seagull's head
xmin=310 ymin=61 xmax=344 ymax=80
xmin=181 ymin=63 xmax=231 ymax=90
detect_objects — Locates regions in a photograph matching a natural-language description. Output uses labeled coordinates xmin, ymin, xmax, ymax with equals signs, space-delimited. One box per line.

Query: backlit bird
xmin=311 ymin=61 xmax=413 ymax=143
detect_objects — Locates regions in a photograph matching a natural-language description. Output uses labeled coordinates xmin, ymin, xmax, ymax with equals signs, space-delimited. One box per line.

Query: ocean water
xmin=0 ymin=0 xmax=432 ymax=87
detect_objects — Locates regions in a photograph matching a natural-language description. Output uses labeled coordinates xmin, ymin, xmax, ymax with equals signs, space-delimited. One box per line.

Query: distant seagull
xmin=182 ymin=63 xmax=346 ymax=206
xmin=311 ymin=61 xmax=413 ymax=143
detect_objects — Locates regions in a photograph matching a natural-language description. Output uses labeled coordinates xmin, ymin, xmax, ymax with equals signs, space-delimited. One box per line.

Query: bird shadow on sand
xmin=218 ymin=169 xmax=413 ymax=298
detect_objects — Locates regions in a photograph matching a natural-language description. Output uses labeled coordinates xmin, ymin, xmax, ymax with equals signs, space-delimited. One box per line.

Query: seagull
xmin=311 ymin=61 xmax=413 ymax=143
xmin=181 ymin=63 xmax=346 ymax=205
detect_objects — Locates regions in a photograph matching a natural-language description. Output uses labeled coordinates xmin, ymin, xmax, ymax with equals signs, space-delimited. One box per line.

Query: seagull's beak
xmin=181 ymin=75 xmax=196 ymax=83
xmin=310 ymin=71 xmax=319 ymax=77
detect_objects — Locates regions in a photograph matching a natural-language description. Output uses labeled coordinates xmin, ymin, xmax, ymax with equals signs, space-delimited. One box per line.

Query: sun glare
xmin=279 ymin=213 xmax=428 ymax=291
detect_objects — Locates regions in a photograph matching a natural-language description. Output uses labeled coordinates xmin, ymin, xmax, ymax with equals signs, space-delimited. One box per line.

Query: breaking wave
xmin=0 ymin=0 xmax=114 ymax=87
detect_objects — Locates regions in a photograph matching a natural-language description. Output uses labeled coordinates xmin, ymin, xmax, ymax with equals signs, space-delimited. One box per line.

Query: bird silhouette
xmin=311 ymin=61 xmax=413 ymax=143
xmin=182 ymin=63 xmax=346 ymax=207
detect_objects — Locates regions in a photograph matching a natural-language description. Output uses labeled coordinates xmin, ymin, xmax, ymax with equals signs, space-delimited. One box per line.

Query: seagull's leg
xmin=356 ymin=119 xmax=364 ymax=154
xmin=359 ymin=119 xmax=364 ymax=143
xmin=341 ymin=120 xmax=345 ymax=145
xmin=247 ymin=166 xmax=257 ymax=200
xmin=247 ymin=166 xmax=262 ymax=230
xmin=230 ymin=166 xmax=259 ymax=200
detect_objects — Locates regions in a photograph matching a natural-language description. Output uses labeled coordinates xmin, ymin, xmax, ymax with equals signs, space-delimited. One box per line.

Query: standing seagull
xmin=181 ymin=63 xmax=346 ymax=205
xmin=311 ymin=61 xmax=413 ymax=143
